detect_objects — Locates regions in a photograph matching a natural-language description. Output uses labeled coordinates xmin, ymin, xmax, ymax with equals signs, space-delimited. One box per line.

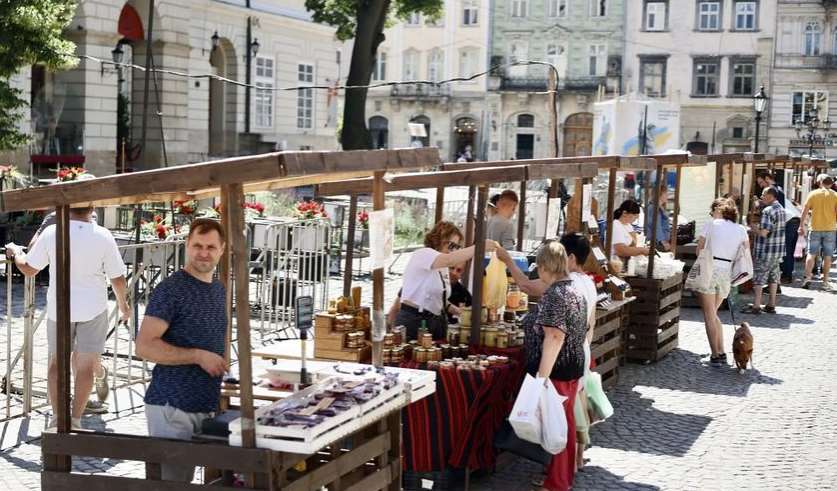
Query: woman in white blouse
xmin=395 ymin=221 xmax=498 ymax=341
xmin=611 ymin=199 xmax=650 ymax=262
xmin=695 ymin=198 xmax=749 ymax=367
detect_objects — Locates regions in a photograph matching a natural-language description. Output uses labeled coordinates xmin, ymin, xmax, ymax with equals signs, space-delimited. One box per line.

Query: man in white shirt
xmin=6 ymin=206 xmax=130 ymax=429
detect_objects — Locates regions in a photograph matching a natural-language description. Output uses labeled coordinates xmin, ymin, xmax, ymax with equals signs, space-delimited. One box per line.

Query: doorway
xmin=454 ymin=117 xmax=477 ymax=160
xmin=516 ymin=134 xmax=534 ymax=159
xmin=563 ymin=112 xmax=593 ymax=157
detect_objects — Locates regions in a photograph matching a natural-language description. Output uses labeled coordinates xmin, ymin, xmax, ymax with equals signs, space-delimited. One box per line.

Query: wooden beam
xmin=226 ymin=183 xmax=256 ymax=455
xmin=372 ymin=172 xmax=385 ymax=368
xmin=516 ymin=181 xmax=526 ymax=252
xmin=219 ymin=189 xmax=233 ymax=411
xmin=343 ymin=194 xmax=358 ymax=298
xmin=670 ymin=165 xmax=683 ymax=257
xmin=318 ymin=166 xmax=529 ymax=196
xmin=525 ymin=162 xmax=599 ymax=180
xmin=42 ymin=472 xmax=245 ymax=490
xmin=53 ymin=205 xmax=71 ymax=471
xmin=618 ymin=157 xmax=658 ymax=170
xmin=470 ymin=187 xmax=489 ymax=346
xmin=434 ymin=187 xmax=445 ymax=224
xmin=441 ymin=154 xmax=623 ymax=171
xmin=605 ymin=168 xmax=617 ymax=260
xmin=647 ymin=164 xmax=664 ymax=278
xmin=465 ymin=185 xmax=476 ymax=247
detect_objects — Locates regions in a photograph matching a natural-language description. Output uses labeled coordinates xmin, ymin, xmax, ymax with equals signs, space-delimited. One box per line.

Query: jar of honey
xmin=496 ymin=329 xmax=509 ymax=349
xmin=415 ymin=348 xmax=428 ymax=363
xmin=507 ymin=280 xmax=521 ymax=310
xmin=420 ymin=332 xmax=434 ymax=349
xmin=484 ymin=327 xmax=498 ymax=348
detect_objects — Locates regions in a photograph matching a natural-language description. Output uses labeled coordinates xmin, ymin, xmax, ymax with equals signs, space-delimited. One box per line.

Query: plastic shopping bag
xmin=509 ymin=374 xmax=544 ymax=445
xmin=584 ymin=371 xmax=614 ymax=422
xmin=539 ymin=378 xmax=568 ymax=454
xmin=483 ymin=252 xmax=509 ymax=310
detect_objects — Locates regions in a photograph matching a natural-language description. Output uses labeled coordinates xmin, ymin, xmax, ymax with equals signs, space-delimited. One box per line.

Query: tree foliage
xmin=0 ymin=1 xmax=77 ymax=151
xmin=305 ymin=0 xmax=442 ymax=150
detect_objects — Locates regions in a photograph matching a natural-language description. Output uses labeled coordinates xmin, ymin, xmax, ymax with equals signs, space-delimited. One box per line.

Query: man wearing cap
xmin=799 ymin=174 xmax=837 ymax=290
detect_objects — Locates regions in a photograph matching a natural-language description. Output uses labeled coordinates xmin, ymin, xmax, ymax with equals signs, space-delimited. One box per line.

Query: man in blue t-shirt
xmin=136 ymin=218 xmax=227 ymax=482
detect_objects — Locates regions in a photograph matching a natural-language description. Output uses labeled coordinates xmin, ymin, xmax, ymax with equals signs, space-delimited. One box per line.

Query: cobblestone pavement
xmin=473 ymin=277 xmax=837 ymax=491
xmin=1 ymin=260 xmax=835 ymax=490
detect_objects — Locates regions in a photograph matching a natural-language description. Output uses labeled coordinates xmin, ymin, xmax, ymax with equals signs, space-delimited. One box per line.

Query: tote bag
xmin=731 ymin=240 xmax=754 ymax=287
xmin=685 ymin=231 xmax=713 ymax=291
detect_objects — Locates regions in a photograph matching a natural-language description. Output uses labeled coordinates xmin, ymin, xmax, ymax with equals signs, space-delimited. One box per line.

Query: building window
xmin=639 ymin=57 xmax=666 ymax=97
xmin=547 ymin=0 xmax=568 ymax=17
xmin=792 ymin=91 xmax=828 ymax=125
xmin=590 ymin=0 xmax=607 ymax=17
xmin=459 ymin=48 xmax=479 ymax=78
xmin=644 ymin=2 xmax=667 ymax=31
xmin=372 ymin=51 xmax=387 ymax=81
xmin=511 ymin=0 xmax=528 ymax=18
xmin=733 ymin=1 xmax=757 ymax=30
xmin=296 ymin=64 xmax=314 ymax=129
xmin=588 ymin=44 xmax=606 ymax=77
xmin=406 ymin=12 xmax=421 ymax=25
xmin=833 ymin=28 xmax=837 ymax=55
xmin=254 ymin=56 xmax=274 ymax=128
xmin=732 ymin=127 xmax=744 ymax=139
xmin=731 ymin=60 xmax=755 ymax=96
xmin=517 ymin=114 xmax=535 ymax=128
xmin=693 ymin=59 xmax=720 ymax=96
xmin=805 ymin=22 xmax=822 ymax=56
xmin=697 ymin=1 xmax=720 ymax=31
xmin=463 ymin=0 xmax=479 ymax=25
xmin=403 ymin=50 xmax=419 ymax=80
xmin=428 ymin=49 xmax=444 ymax=82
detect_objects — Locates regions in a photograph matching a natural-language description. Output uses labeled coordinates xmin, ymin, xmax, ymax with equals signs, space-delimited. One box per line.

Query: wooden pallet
xmin=624 ymin=273 xmax=683 ymax=363
xmin=591 ymin=307 xmax=623 ymax=390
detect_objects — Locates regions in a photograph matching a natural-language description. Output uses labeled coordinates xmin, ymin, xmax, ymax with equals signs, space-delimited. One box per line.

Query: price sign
xmin=295 ymin=296 xmax=314 ymax=338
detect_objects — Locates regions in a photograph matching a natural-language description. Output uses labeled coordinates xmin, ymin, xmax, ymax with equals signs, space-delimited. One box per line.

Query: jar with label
xmin=415 ymin=348 xmax=428 ymax=363
xmin=392 ymin=326 xmax=403 ymax=345
xmin=447 ymin=327 xmax=460 ymax=346
xmin=420 ymin=332 xmax=434 ymax=349
xmin=382 ymin=348 xmax=392 ymax=364
xmin=507 ymin=280 xmax=521 ymax=310
xmin=383 ymin=332 xmax=395 ymax=347
xmin=496 ymin=329 xmax=509 ymax=349
xmin=391 ymin=347 xmax=403 ymax=364
xmin=484 ymin=327 xmax=498 ymax=348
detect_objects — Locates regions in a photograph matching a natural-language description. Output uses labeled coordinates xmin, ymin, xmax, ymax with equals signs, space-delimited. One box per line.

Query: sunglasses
xmin=448 ymin=241 xmax=462 ymax=251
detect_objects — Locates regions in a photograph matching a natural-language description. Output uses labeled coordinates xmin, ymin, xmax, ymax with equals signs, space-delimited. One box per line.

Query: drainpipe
xmin=245 ymin=14 xmax=252 ymax=134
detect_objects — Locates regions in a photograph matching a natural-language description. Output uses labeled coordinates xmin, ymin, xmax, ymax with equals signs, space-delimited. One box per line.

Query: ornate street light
xmin=250 ymin=38 xmax=260 ymax=57
xmin=111 ymin=43 xmax=125 ymax=64
xmin=211 ymin=31 xmax=220 ymax=51
xmin=751 ymin=85 xmax=769 ymax=153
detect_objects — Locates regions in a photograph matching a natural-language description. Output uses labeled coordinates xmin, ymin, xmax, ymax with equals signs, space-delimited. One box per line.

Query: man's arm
xmin=109 ymin=276 xmax=132 ymax=321
xmin=136 ymin=316 xmax=227 ymax=377
xmin=496 ymin=247 xmax=548 ymax=296
xmin=798 ymin=204 xmax=811 ymax=235
xmin=5 ymin=245 xmax=41 ymax=277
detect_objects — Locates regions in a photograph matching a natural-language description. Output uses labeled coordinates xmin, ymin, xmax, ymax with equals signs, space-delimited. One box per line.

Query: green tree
xmin=0 ymin=1 xmax=77 ymax=151
xmin=305 ymin=0 xmax=442 ymax=150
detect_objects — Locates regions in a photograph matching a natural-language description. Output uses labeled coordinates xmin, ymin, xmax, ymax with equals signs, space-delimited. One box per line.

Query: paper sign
xmin=582 ymin=183 xmax=593 ymax=222
xmin=545 ymin=198 xmax=562 ymax=239
xmin=369 ymin=208 xmax=394 ymax=269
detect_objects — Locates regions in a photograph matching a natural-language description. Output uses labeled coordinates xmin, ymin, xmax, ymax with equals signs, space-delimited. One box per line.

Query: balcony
xmin=562 ymin=76 xmax=607 ymax=90
xmin=389 ymin=83 xmax=451 ymax=99
xmin=775 ymin=53 xmax=837 ymax=70
xmin=499 ymin=78 xmax=548 ymax=91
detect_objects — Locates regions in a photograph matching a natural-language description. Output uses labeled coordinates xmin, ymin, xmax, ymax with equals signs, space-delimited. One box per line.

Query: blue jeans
xmin=781 ymin=218 xmax=800 ymax=279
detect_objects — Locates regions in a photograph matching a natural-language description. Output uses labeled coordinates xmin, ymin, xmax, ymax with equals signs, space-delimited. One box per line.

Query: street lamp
xmin=211 ymin=31 xmax=220 ymax=51
xmin=111 ymin=43 xmax=125 ymax=65
xmin=794 ymin=105 xmax=831 ymax=158
xmin=250 ymin=38 xmax=260 ymax=57
xmin=752 ymin=85 xmax=769 ymax=153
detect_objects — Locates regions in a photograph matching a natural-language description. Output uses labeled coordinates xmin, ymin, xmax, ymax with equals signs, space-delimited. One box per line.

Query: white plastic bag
xmin=509 ymin=374 xmax=568 ymax=454
xmin=539 ymin=378 xmax=568 ymax=454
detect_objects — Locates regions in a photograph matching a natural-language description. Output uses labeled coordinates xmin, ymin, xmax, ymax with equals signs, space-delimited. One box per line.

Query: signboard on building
xmin=592 ymin=98 xmax=681 ymax=156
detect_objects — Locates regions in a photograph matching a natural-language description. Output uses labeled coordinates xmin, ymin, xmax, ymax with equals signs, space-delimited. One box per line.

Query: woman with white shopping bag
xmin=693 ymin=199 xmax=750 ymax=367
xmin=504 ymin=240 xmax=588 ymax=491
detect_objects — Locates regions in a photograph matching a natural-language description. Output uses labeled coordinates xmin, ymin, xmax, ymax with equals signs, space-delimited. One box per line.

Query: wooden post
xmin=465 ymin=185 xmax=476 ymax=247
xmin=605 ymin=167 xmax=617 ymax=260
xmin=714 ymin=159 xmax=721 ymax=198
xmin=670 ymin=164 xmax=683 ymax=257
xmin=343 ymin=194 xmax=358 ymax=297
xmin=647 ymin=164 xmax=663 ymax=278
xmin=516 ymin=181 xmax=526 ymax=251
xmin=227 ymin=183 xmax=256 ymax=455
xmin=434 ymin=187 xmax=445 ymax=225
xmin=727 ymin=162 xmax=734 ymax=197
xmin=54 ymin=205 xmax=71 ymax=469
xmin=470 ymin=186 xmax=489 ymax=346
xmin=577 ymin=179 xmax=586 ymax=232
xmin=372 ymin=171 xmax=385 ymax=367
xmin=547 ymin=67 xmax=560 ymax=200
xmin=219 ymin=190 xmax=234 ymax=412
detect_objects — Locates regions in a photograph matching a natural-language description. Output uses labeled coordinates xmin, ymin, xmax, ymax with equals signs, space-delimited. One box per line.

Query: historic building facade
xmin=13 ymin=0 xmax=341 ymax=178
xmin=624 ymin=0 xmax=776 ymax=154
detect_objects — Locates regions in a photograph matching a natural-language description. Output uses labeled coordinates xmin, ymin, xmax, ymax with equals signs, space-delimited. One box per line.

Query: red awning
xmin=118 ymin=4 xmax=144 ymax=42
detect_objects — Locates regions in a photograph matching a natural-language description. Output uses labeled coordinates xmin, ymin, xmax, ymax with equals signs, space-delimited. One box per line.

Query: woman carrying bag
xmin=690 ymin=199 xmax=749 ymax=367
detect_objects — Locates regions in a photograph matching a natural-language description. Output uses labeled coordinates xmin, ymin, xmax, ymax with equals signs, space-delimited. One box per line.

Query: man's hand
xmin=798 ymin=226 xmax=806 ymax=237
xmin=485 ymin=240 xmax=499 ymax=253
xmin=118 ymin=301 xmax=132 ymax=323
xmin=195 ymin=350 xmax=227 ymax=377
xmin=4 ymin=243 xmax=21 ymax=260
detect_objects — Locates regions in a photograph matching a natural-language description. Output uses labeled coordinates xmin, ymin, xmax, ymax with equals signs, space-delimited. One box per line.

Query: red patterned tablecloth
xmin=401 ymin=346 xmax=525 ymax=472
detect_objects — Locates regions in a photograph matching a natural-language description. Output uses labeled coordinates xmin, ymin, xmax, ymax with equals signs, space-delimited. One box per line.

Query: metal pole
xmin=671 ymin=164 xmax=683 ymax=257
xmin=605 ymin=167 xmax=617 ymax=260
xmin=139 ymin=0 xmax=155 ymax=170
xmin=648 ymin=164 xmax=663 ymax=278
xmin=245 ymin=17 xmax=252 ymax=134
xmin=343 ymin=194 xmax=358 ymax=297
xmin=754 ymin=112 xmax=761 ymax=153
xmin=372 ymin=172 xmax=385 ymax=367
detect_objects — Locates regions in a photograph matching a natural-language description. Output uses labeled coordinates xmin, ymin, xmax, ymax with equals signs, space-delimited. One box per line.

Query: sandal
xmin=740 ymin=304 xmax=762 ymax=315
xmin=763 ymin=305 xmax=776 ymax=314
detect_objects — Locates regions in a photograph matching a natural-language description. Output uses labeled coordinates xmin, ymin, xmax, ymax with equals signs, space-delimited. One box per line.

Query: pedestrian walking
xmin=799 ymin=174 xmax=837 ymax=290
xmin=742 ymin=188 xmax=786 ymax=314
xmin=695 ymin=199 xmax=749 ymax=367
xmin=135 ymin=218 xmax=229 ymax=482
xmin=6 ymin=206 xmax=130 ymax=429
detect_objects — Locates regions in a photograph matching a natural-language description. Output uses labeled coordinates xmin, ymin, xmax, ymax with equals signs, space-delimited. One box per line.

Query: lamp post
xmin=794 ymin=105 xmax=831 ymax=158
xmin=752 ymin=85 xmax=769 ymax=153
xmin=244 ymin=17 xmax=260 ymax=133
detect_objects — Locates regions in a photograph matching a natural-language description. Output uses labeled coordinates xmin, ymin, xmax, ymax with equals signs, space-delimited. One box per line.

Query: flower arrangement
xmin=244 ymin=201 xmax=266 ymax=217
xmin=174 ymin=199 xmax=198 ymax=215
xmin=294 ymin=200 xmax=327 ymax=219
xmin=141 ymin=214 xmax=173 ymax=240
xmin=56 ymin=167 xmax=87 ymax=182
xmin=588 ymin=273 xmax=606 ymax=289
xmin=0 ymin=165 xmax=29 ymax=190
xmin=357 ymin=210 xmax=369 ymax=229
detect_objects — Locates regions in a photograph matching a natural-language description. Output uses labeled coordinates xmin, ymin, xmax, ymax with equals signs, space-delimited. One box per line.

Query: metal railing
xmin=390 ymin=83 xmax=451 ymax=98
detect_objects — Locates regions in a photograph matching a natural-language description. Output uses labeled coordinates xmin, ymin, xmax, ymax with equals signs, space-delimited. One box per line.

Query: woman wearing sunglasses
xmin=395 ymin=221 xmax=498 ymax=341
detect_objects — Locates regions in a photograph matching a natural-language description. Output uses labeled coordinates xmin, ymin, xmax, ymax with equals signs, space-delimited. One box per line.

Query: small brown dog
xmin=732 ymin=322 xmax=754 ymax=372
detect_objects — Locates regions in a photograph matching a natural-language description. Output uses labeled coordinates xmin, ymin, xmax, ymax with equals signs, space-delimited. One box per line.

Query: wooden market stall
xmin=0 ymin=147 xmax=444 ymax=490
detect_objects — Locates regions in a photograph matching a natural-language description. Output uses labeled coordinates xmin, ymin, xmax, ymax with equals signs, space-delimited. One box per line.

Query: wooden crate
xmin=314 ymin=313 xmax=371 ymax=362
xmin=591 ymin=307 xmax=623 ymax=390
xmin=624 ymin=273 xmax=683 ymax=364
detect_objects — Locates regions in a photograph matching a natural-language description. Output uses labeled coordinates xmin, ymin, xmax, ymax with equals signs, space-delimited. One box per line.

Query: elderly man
xmin=136 ymin=218 xmax=228 ymax=482
xmin=6 ymin=206 xmax=130 ymax=429
xmin=799 ymin=174 xmax=837 ymax=290
xmin=743 ymin=188 xmax=786 ymax=315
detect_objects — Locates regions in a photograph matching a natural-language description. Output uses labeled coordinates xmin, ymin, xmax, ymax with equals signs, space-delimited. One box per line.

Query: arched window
xmin=805 ymin=22 xmax=821 ymax=56
xmin=517 ymin=114 xmax=535 ymax=128
xmin=369 ymin=116 xmax=389 ymax=149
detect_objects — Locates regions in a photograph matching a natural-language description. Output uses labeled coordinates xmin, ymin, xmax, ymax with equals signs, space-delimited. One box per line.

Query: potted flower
xmin=355 ymin=210 xmax=370 ymax=249
xmin=289 ymin=199 xmax=329 ymax=254
xmin=174 ymin=199 xmax=198 ymax=215
xmin=56 ymin=167 xmax=87 ymax=182
xmin=294 ymin=200 xmax=328 ymax=220
xmin=244 ymin=201 xmax=266 ymax=218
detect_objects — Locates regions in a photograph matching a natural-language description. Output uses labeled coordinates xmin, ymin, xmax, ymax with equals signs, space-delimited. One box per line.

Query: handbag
xmin=730 ymin=240 xmax=754 ymax=287
xmin=584 ymin=372 xmax=614 ymax=422
xmin=685 ymin=229 xmax=714 ymax=291
xmin=493 ymin=420 xmax=553 ymax=466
